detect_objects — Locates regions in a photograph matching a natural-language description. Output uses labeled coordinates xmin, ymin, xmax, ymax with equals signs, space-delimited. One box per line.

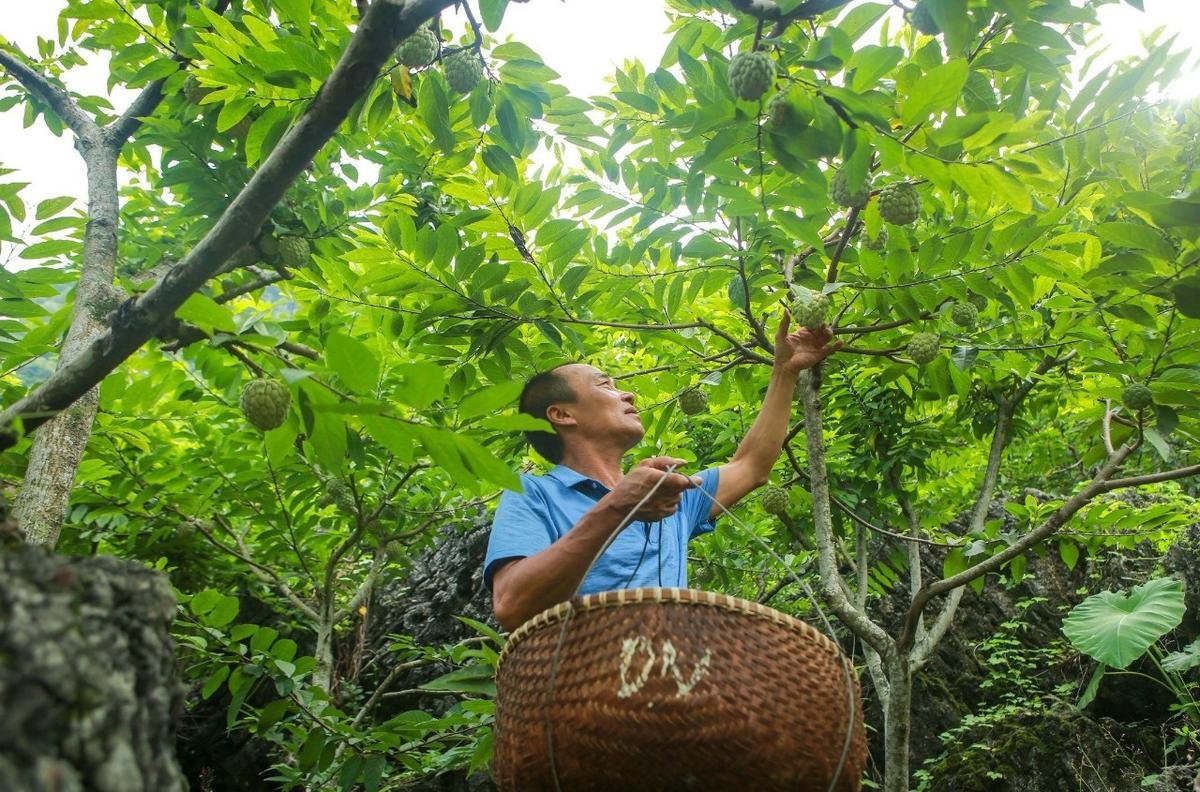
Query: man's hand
xmin=604 ymin=456 xmax=701 ymax=522
xmin=773 ymin=312 xmax=843 ymax=376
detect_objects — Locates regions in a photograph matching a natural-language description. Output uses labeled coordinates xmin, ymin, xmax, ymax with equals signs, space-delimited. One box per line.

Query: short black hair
xmin=519 ymin=364 xmax=578 ymax=463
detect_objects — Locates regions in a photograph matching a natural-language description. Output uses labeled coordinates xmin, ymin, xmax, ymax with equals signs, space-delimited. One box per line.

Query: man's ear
xmin=546 ymin=404 xmax=577 ymax=428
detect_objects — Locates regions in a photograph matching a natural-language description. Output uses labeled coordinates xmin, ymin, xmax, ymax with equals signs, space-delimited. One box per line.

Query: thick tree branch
xmin=0 ymin=49 xmax=99 ymax=140
xmin=798 ymin=370 xmax=893 ymax=657
xmin=0 ymin=0 xmax=457 ymax=450
xmin=108 ymin=79 xmax=167 ymax=145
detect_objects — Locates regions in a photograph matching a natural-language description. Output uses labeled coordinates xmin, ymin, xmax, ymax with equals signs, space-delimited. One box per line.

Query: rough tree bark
xmin=0 ymin=545 xmax=187 ymax=791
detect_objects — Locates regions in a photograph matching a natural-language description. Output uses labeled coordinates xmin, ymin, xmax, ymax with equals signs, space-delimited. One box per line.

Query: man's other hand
xmin=605 ymin=456 xmax=701 ymax=522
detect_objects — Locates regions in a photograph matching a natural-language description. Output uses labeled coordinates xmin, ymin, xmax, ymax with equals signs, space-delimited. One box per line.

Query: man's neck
xmin=558 ymin=446 xmax=625 ymax=490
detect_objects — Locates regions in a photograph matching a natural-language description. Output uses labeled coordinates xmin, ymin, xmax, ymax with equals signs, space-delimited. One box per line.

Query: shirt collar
xmin=546 ymin=464 xmax=602 ymax=491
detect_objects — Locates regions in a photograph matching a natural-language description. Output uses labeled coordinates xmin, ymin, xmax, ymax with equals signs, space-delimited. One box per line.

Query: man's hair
xmin=519 ymin=365 xmax=578 ymax=463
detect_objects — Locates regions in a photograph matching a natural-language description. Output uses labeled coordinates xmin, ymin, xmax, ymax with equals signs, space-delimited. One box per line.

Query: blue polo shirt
xmin=484 ymin=465 xmax=720 ymax=595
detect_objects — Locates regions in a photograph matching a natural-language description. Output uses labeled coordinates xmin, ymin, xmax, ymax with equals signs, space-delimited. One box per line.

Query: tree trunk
xmin=13 ymin=142 xmax=118 ymax=547
xmin=0 ymin=544 xmax=187 ymax=791
xmin=882 ymin=655 xmax=913 ymax=792
xmin=314 ymin=616 xmax=334 ymax=694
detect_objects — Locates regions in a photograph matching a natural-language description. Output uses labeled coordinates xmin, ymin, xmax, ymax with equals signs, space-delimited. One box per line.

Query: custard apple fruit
xmin=907 ymin=332 xmax=940 ymax=364
xmin=911 ymin=3 xmax=940 ymax=35
xmin=830 ymin=168 xmax=871 ymax=209
xmin=1122 ymin=383 xmax=1153 ymax=411
xmin=398 ymin=26 xmax=439 ymax=68
xmin=258 ymin=234 xmax=280 ymax=261
xmin=321 ymin=480 xmax=354 ymax=510
xmin=878 ymin=182 xmax=920 ymax=225
xmin=444 ymin=49 xmax=483 ymax=94
xmin=761 ymin=486 xmax=789 ymax=516
xmin=240 ymin=378 xmax=290 ymax=430
xmin=791 ymin=289 xmax=830 ymax=330
xmin=728 ymin=51 xmax=773 ymax=101
xmin=951 ymin=302 xmax=978 ymax=329
xmin=226 ymin=244 xmax=258 ymax=270
xmin=864 ymin=228 xmax=888 ymax=251
xmin=767 ymin=91 xmax=794 ymax=125
xmin=679 ymin=389 xmax=709 ymax=416
xmin=309 ymin=298 xmax=330 ymax=321
xmin=182 ymin=75 xmax=209 ymax=104
xmin=967 ymin=292 xmax=988 ymax=311
xmin=279 ymin=236 xmax=311 ymax=269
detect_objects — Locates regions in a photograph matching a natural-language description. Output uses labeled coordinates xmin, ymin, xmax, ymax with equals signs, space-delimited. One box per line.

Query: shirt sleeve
xmin=483 ymin=481 xmax=555 ymax=591
xmin=681 ymin=467 xmax=720 ymax=540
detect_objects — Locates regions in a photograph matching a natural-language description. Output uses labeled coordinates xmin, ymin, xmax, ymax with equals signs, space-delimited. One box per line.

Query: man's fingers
xmin=641 ymin=456 xmax=688 ymax=471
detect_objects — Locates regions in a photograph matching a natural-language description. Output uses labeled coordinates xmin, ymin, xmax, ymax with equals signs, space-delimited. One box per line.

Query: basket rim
xmin=498 ymin=587 xmax=845 ymax=667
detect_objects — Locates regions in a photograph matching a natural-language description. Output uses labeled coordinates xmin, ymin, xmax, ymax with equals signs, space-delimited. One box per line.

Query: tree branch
xmin=108 ymin=79 xmax=166 ymax=145
xmin=797 ymin=370 xmax=893 ymax=657
xmin=0 ymin=0 xmax=458 ymax=450
xmin=0 ymin=48 xmax=99 ymax=140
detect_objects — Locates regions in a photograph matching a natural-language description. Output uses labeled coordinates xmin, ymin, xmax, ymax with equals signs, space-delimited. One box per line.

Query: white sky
xmin=0 ymin=0 xmax=1196 ymax=218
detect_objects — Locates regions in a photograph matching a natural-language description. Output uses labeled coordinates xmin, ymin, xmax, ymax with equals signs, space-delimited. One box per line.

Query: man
xmin=485 ymin=314 xmax=839 ymax=631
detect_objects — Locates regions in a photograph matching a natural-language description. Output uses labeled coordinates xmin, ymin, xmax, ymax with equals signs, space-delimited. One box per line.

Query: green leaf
xmin=1076 ymin=662 xmax=1105 ymax=710
xmin=34 ymin=196 xmax=74 ymax=220
xmin=1062 ymin=577 xmax=1185 ymax=669
xmin=479 ymin=0 xmax=509 ymax=31
xmin=418 ymin=74 xmax=455 ymax=154
xmin=18 ymin=239 xmax=77 ymax=260
xmin=326 ymin=333 xmax=379 ymax=395
xmin=273 ymin=0 xmax=311 ymax=28
xmin=420 ymin=663 xmax=496 ymax=696
xmin=361 ymin=755 xmax=386 ymax=792
xmin=1161 ymin=638 xmax=1200 ymax=674
xmin=207 ymin=594 xmax=240 ymax=628
xmin=201 ymin=665 xmax=230 ymax=700
xmin=177 ymin=293 xmax=236 ymax=334
xmin=460 ymin=381 xmax=524 ymax=420
xmin=900 ymin=59 xmax=968 ymax=125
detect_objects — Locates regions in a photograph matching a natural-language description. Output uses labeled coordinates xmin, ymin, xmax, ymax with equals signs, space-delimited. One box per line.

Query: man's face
xmin=551 ymin=364 xmax=644 ymax=449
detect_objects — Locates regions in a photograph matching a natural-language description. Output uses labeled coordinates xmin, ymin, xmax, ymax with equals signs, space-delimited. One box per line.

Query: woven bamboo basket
xmin=494 ymin=587 xmax=865 ymax=791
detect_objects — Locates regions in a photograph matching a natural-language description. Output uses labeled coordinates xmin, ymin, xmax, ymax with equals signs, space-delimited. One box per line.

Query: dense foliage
xmin=2 ymin=0 xmax=1199 ymax=788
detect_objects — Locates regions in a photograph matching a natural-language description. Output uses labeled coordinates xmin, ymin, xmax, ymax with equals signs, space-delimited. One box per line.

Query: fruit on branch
xmin=1122 ymin=383 xmax=1153 ymax=411
xmin=398 ymin=26 xmax=439 ymax=68
xmin=239 ymin=378 xmax=290 ymax=430
xmin=910 ymin=2 xmax=941 ymax=35
xmin=830 ymin=168 xmax=871 ymax=209
xmin=951 ymin=302 xmax=978 ymax=329
xmin=320 ymin=480 xmax=355 ymax=510
xmin=967 ymin=292 xmax=988 ymax=311
xmin=309 ymin=298 xmax=331 ymax=321
xmin=907 ymin=332 xmax=940 ymax=364
xmin=728 ymin=51 xmax=773 ymax=101
xmin=226 ymin=244 xmax=258 ymax=270
xmin=443 ymin=49 xmax=483 ymax=94
xmin=767 ymin=91 xmax=794 ymax=125
xmin=863 ymin=228 xmax=888 ymax=251
xmin=279 ymin=236 xmax=312 ymax=269
xmin=790 ymin=289 xmax=830 ymax=330
xmin=679 ymin=389 xmax=709 ymax=416
xmin=878 ymin=182 xmax=920 ymax=225
xmin=182 ymin=75 xmax=210 ymax=104
xmin=761 ymin=486 xmax=789 ymax=516
xmin=258 ymin=233 xmax=281 ymax=262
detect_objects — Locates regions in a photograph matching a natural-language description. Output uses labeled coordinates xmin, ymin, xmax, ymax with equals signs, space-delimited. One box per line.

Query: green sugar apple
xmin=679 ymin=389 xmax=709 ymax=416
xmin=398 ymin=26 xmax=439 ymax=68
xmin=951 ymin=302 xmax=978 ymax=329
xmin=279 ymin=236 xmax=311 ymax=269
xmin=240 ymin=378 xmax=290 ymax=430
xmin=830 ymin=168 xmax=871 ymax=209
xmin=728 ymin=51 xmax=773 ymax=101
xmin=878 ymin=182 xmax=920 ymax=225
xmin=907 ymin=332 xmax=940 ymax=364
xmin=444 ymin=49 xmax=483 ymax=94
xmin=791 ymin=289 xmax=830 ymax=330
xmin=761 ymin=486 xmax=789 ymax=516
xmin=1122 ymin=383 xmax=1153 ymax=411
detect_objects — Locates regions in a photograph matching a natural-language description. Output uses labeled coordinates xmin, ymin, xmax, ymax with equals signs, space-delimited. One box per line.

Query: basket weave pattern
xmin=494 ymin=588 xmax=865 ymax=791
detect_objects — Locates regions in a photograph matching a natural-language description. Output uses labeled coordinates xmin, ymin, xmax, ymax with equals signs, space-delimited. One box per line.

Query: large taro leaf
xmin=1062 ymin=577 xmax=1185 ymax=669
